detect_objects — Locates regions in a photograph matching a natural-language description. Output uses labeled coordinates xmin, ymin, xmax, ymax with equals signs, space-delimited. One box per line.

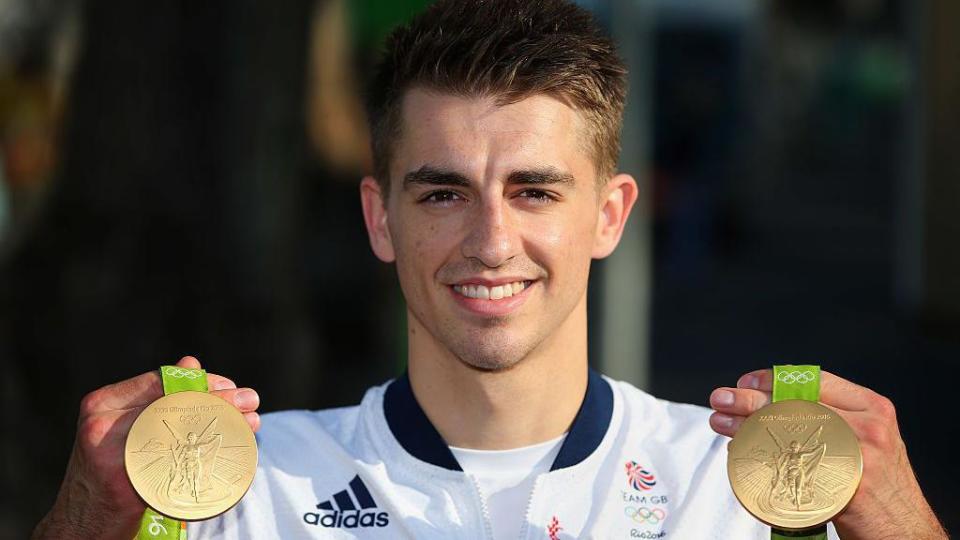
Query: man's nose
xmin=460 ymin=198 xmax=518 ymax=268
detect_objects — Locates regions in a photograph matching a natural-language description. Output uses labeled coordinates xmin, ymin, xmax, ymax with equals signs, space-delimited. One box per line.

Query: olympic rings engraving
xmin=782 ymin=422 xmax=807 ymax=433
xmin=777 ymin=370 xmax=815 ymax=385
xmin=624 ymin=506 xmax=665 ymax=525
xmin=163 ymin=367 xmax=203 ymax=379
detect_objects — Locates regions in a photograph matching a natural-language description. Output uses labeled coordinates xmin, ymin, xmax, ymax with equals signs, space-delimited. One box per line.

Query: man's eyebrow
xmin=402 ymin=165 xmax=576 ymax=189
xmin=506 ymin=167 xmax=575 ymax=186
xmin=403 ymin=166 xmax=472 ymax=188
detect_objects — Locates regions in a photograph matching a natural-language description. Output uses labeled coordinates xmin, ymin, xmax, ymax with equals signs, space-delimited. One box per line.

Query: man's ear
xmin=592 ymin=173 xmax=639 ymax=259
xmin=360 ymin=176 xmax=396 ymax=262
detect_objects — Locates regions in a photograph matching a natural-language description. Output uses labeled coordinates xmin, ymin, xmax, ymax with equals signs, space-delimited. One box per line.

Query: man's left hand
xmin=709 ymin=369 xmax=948 ymax=540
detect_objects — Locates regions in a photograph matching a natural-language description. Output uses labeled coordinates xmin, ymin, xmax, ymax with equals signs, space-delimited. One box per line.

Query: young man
xmin=35 ymin=1 xmax=946 ymax=539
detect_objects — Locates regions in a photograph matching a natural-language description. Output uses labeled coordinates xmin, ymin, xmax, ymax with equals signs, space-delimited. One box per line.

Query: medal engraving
xmin=728 ymin=400 xmax=862 ymax=530
xmin=125 ymin=391 xmax=258 ymax=521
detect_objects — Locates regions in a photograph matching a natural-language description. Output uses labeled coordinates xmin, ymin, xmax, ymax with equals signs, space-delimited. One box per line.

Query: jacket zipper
xmin=467 ymin=474 xmax=496 ymax=540
xmin=517 ymin=474 xmax=542 ymax=539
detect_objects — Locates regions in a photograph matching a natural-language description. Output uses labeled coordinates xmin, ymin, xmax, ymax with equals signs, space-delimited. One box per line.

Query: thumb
xmin=176 ymin=356 xmax=202 ymax=369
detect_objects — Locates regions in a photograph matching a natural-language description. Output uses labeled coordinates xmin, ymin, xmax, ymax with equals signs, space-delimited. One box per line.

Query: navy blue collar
xmin=383 ymin=368 xmax=613 ymax=472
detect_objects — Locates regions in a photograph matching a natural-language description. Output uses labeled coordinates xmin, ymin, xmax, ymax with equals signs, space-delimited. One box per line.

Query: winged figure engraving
xmin=165 ymin=418 xmax=222 ymax=502
xmin=129 ymin=416 xmax=253 ymax=509
xmin=732 ymin=423 xmax=859 ymax=523
xmin=767 ymin=426 xmax=826 ymax=510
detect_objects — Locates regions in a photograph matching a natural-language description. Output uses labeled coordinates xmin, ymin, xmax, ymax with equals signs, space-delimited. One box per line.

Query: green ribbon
xmin=135 ymin=366 xmax=208 ymax=540
xmin=772 ymin=365 xmax=820 ymax=403
xmin=159 ymin=365 xmax=209 ymax=395
xmin=136 ymin=510 xmax=185 ymax=540
xmin=770 ymin=364 xmax=827 ymax=540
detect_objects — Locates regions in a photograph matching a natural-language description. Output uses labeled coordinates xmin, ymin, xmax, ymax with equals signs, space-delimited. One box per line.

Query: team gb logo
xmin=624 ymin=461 xmax=657 ymax=491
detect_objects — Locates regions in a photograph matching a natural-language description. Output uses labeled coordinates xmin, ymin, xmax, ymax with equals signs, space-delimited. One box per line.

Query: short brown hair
xmin=366 ymin=0 xmax=627 ymax=191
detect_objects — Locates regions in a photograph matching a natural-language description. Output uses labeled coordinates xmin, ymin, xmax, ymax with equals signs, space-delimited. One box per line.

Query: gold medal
xmin=728 ymin=399 xmax=862 ymax=531
xmin=125 ymin=391 xmax=258 ymax=521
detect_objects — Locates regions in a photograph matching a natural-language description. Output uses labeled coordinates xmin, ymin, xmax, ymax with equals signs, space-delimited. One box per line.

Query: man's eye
xmin=518 ymin=189 xmax=557 ymax=203
xmin=420 ymin=190 xmax=464 ymax=205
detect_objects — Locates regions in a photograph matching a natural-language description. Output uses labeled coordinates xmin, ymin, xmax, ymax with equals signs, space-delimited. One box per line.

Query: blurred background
xmin=1 ymin=0 xmax=957 ymax=535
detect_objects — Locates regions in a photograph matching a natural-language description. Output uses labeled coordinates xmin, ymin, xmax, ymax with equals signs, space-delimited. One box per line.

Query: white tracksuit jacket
xmin=190 ymin=370 xmax=839 ymax=539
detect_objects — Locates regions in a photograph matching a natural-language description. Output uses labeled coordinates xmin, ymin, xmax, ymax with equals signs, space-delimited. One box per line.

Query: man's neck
xmin=406 ymin=304 xmax=589 ymax=450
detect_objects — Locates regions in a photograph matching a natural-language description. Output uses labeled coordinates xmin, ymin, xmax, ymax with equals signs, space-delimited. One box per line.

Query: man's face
xmin=363 ymin=89 xmax=632 ymax=371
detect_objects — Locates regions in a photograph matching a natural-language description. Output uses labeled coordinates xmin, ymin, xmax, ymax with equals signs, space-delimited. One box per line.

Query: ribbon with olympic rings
xmin=137 ymin=365 xmax=208 ymax=539
xmin=772 ymin=364 xmax=820 ymax=402
xmin=624 ymin=506 xmax=666 ymax=525
xmin=776 ymin=370 xmax=815 ymax=385
xmin=160 ymin=366 xmax=208 ymax=395
xmin=770 ymin=365 xmax=826 ymax=540
xmin=163 ymin=366 xmax=205 ymax=379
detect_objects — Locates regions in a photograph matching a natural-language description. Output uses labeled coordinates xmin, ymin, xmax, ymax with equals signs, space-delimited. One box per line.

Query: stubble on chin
xmin=445 ymin=325 xmax=537 ymax=372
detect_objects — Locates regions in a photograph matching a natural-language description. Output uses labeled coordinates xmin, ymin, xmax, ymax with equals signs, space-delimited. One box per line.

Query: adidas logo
xmin=303 ymin=475 xmax=390 ymax=529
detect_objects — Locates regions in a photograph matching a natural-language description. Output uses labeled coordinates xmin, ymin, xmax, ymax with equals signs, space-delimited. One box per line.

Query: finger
xmin=177 ymin=356 xmax=202 ymax=369
xmin=86 ymin=357 xmax=209 ymax=413
xmin=175 ymin=356 xmax=238 ymax=391
xmin=737 ymin=369 xmax=773 ymax=391
xmin=709 ymin=412 xmax=745 ymax=438
xmin=210 ymin=388 xmax=260 ymax=413
xmin=177 ymin=356 xmax=238 ymax=392
xmin=710 ymin=387 xmax=771 ymax=416
xmin=739 ymin=369 xmax=873 ymax=412
xmin=819 ymin=370 xmax=872 ymax=412
xmin=90 ymin=370 xmax=165 ymax=413
xmin=244 ymin=412 xmax=261 ymax=433
xmin=207 ymin=374 xmax=236 ymax=391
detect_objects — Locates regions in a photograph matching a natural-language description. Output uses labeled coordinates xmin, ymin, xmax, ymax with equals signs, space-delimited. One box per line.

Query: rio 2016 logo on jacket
xmin=303 ymin=475 xmax=389 ymax=529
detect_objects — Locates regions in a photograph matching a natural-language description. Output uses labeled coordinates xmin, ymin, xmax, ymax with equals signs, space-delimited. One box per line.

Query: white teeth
xmin=453 ymin=281 xmax=528 ymax=300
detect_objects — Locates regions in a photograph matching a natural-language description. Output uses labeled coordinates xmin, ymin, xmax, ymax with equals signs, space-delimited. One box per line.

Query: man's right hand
xmin=32 ymin=356 xmax=261 ymax=540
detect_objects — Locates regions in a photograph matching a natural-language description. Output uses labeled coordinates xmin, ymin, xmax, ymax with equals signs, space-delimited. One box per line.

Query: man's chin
xmin=456 ymin=355 xmax=522 ymax=373
xmin=448 ymin=336 xmax=532 ymax=373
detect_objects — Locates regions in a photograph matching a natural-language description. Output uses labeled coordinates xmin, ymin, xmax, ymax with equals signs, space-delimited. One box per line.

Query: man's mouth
xmin=451 ymin=280 xmax=531 ymax=300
